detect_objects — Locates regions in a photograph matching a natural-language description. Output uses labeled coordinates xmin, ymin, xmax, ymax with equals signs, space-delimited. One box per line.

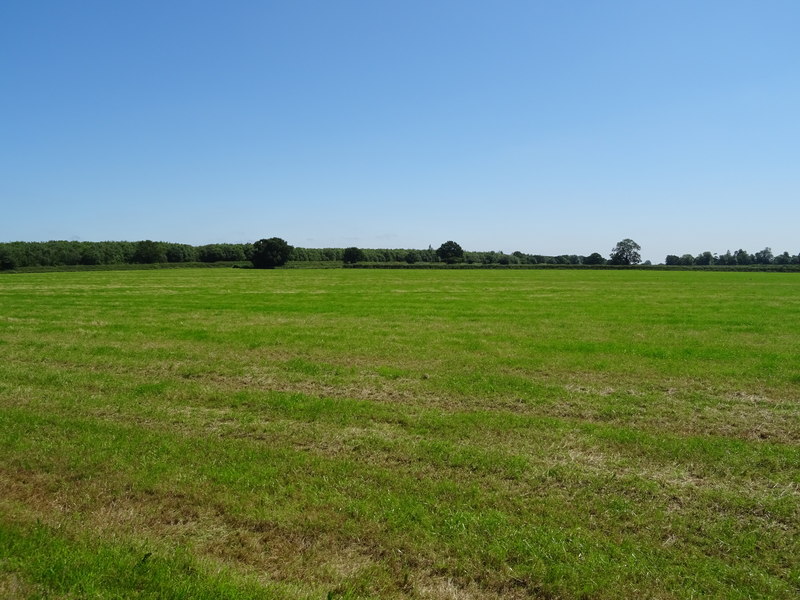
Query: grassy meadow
xmin=1 ymin=268 xmax=798 ymax=599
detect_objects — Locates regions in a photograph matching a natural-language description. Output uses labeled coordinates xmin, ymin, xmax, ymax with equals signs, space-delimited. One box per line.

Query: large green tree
xmin=436 ymin=240 xmax=464 ymax=264
xmin=609 ymin=239 xmax=641 ymax=265
xmin=251 ymin=237 xmax=293 ymax=268
xmin=342 ymin=247 xmax=364 ymax=264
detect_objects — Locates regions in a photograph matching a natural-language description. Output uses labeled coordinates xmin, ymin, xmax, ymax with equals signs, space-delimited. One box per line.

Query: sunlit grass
xmin=1 ymin=269 xmax=798 ymax=598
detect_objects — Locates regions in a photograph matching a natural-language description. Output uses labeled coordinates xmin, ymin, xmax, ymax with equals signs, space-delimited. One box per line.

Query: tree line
xmin=0 ymin=240 xmax=252 ymax=270
xmin=0 ymin=239 xmax=620 ymax=270
xmin=1 ymin=238 xmax=798 ymax=270
xmin=664 ymin=248 xmax=799 ymax=266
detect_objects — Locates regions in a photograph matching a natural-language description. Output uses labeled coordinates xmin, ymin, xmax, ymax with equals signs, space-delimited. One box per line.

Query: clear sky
xmin=2 ymin=1 xmax=798 ymax=263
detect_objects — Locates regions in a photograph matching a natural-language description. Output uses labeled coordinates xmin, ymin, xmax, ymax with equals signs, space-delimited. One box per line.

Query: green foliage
xmin=694 ymin=251 xmax=715 ymax=266
xmin=754 ymin=247 xmax=774 ymax=264
xmin=583 ymin=252 xmax=606 ymax=265
xmin=1 ymin=240 xmax=799 ymax=272
xmin=0 ymin=247 xmax=17 ymax=270
xmin=609 ymin=238 xmax=641 ymax=265
xmin=734 ymin=249 xmax=752 ymax=265
xmin=198 ymin=243 xmax=248 ymax=262
xmin=132 ymin=240 xmax=167 ymax=264
xmin=436 ymin=240 xmax=464 ymax=264
xmin=251 ymin=237 xmax=293 ymax=269
xmin=342 ymin=247 xmax=365 ymax=264
xmin=164 ymin=243 xmax=199 ymax=263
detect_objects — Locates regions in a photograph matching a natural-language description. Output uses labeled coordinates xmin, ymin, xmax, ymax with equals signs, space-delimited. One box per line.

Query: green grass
xmin=1 ymin=269 xmax=798 ymax=599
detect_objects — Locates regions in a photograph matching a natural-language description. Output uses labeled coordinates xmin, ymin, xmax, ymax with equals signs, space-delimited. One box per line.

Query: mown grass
xmin=0 ymin=269 xmax=798 ymax=599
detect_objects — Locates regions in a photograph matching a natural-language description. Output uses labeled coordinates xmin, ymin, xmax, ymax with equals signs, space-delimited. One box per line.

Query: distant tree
xmin=678 ymin=254 xmax=695 ymax=266
xmin=419 ymin=245 xmax=437 ymax=262
xmin=476 ymin=251 xmax=497 ymax=264
xmin=774 ymin=251 xmax=792 ymax=265
xmin=609 ymin=239 xmax=641 ymax=265
xmin=164 ymin=243 xmax=198 ymax=263
xmin=436 ymin=240 xmax=464 ymax=264
xmin=321 ymin=248 xmax=342 ymax=261
xmin=404 ymin=250 xmax=420 ymax=264
xmin=734 ymin=249 xmax=752 ymax=265
xmin=754 ymin=247 xmax=774 ymax=265
xmin=665 ymin=255 xmax=680 ymax=266
xmin=133 ymin=240 xmax=167 ymax=264
xmin=242 ymin=243 xmax=254 ymax=261
xmin=694 ymin=251 xmax=714 ymax=266
xmin=49 ymin=241 xmax=82 ymax=265
xmin=198 ymin=243 xmax=247 ymax=262
xmin=583 ymin=252 xmax=606 ymax=265
xmin=251 ymin=237 xmax=293 ymax=269
xmin=0 ymin=247 xmax=16 ymax=270
xmin=342 ymin=247 xmax=364 ymax=264
xmin=79 ymin=244 xmax=102 ymax=265
xmin=718 ymin=250 xmax=735 ymax=266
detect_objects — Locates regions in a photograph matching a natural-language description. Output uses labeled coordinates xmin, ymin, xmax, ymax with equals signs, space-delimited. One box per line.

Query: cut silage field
xmin=1 ymin=268 xmax=798 ymax=599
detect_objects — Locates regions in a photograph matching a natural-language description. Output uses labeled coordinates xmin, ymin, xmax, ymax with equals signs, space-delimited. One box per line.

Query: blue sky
xmin=2 ymin=1 xmax=798 ymax=262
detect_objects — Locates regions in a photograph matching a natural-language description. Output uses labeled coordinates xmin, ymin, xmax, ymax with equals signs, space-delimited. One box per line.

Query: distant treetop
xmin=343 ymin=247 xmax=365 ymax=264
xmin=609 ymin=239 xmax=641 ymax=265
xmin=251 ymin=237 xmax=293 ymax=269
xmin=436 ymin=240 xmax=464 ymax=264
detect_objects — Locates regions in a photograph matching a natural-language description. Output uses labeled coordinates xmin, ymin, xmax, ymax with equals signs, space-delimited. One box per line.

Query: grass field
xmin=1 ymin=268 xmax=798 ymax=599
